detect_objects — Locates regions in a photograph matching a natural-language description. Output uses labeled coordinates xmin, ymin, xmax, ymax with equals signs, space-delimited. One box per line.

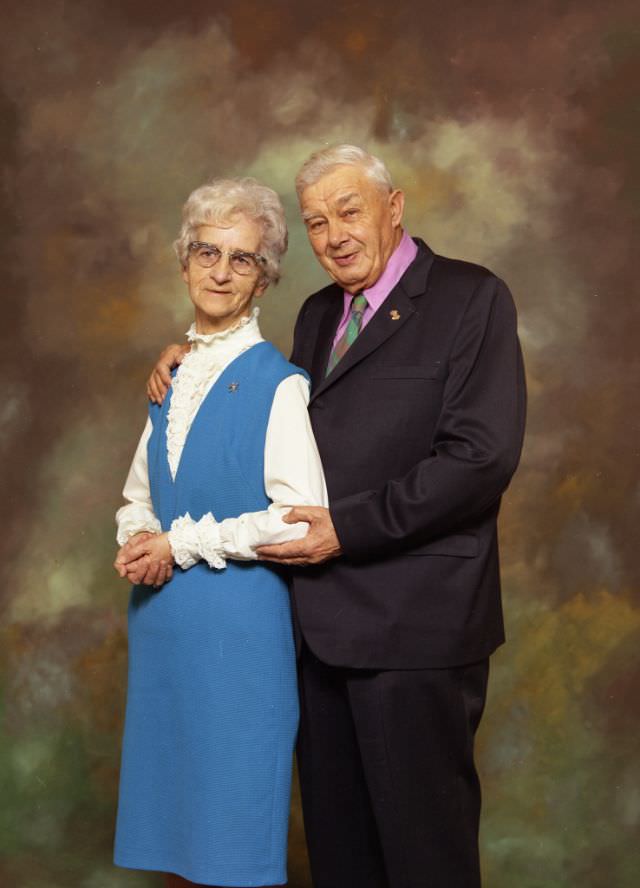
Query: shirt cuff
xmin=168 ymin=512 xmax=226 ymax=571
xmin=116 ymin=510 xmax=162 ymax=547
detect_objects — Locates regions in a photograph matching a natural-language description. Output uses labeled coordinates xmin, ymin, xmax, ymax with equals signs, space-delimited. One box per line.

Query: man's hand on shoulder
xmin=257 ymin=507 xmax=342 ymax=566
xmin=147 ymin=343 xmax=191 ymax=404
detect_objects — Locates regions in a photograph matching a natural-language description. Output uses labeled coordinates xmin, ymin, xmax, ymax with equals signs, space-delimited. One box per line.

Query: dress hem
xmin=114 ymin=854 xmax=286 ymax=886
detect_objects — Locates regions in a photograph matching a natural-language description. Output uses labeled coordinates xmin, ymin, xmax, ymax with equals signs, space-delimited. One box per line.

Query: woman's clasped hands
xmin=114 ymin=532 xmax=175 ymax=588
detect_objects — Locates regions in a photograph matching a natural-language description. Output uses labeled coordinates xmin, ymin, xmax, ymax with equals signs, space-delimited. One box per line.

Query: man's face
xmin=182 ymin=214 xmax=268 ymax=334
xmin=300 ymin=164 xmax=405 ymax=292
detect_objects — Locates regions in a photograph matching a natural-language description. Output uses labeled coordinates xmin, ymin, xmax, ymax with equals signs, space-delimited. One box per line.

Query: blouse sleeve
xmin=167 ymin=374 xmax=328 ymax=569
xmin=115 ymin=417 xmax=162 ymax=545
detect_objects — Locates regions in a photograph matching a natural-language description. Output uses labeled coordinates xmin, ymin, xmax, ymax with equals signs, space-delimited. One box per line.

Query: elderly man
xmin=147 ymin=146 xmax=526 ymax=888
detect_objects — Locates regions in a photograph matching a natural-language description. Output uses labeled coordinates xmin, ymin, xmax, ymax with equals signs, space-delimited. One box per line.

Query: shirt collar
xmin=185 ymin=306 xmax=262 ymax=347
xmin=344 ymin=231 xmax=418 ymax=310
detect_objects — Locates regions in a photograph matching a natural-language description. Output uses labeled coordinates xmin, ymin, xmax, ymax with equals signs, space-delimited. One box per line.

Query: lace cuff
xmin=116 ymin=507 xmax=162 ymax=547
xmin=168 ymin=512 xmax=226 ymax=571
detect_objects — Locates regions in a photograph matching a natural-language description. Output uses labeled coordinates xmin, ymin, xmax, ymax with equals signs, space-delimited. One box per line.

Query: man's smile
xmin=332 ymin=251 xmax=360 ymax=266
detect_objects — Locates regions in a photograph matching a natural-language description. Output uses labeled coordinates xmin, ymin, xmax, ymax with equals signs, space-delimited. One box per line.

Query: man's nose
xmin=327 ymin=218 xmax=349 ymax=249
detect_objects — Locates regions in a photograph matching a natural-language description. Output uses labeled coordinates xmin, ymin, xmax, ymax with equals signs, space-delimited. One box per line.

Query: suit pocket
xmin=406 ymin=534 xmax=479 ymax=557
xmin=372 ymin=363 xmax=445 ymax=380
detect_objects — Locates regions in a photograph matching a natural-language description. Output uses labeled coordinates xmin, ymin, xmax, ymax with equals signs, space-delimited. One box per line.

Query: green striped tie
xmin=326 ymin=293 xmax=368 ymax=376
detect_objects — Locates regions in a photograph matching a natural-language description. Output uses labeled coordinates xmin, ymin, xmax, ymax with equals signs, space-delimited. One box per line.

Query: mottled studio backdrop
xmin=1 ymin=1 xmax=639 ymax=886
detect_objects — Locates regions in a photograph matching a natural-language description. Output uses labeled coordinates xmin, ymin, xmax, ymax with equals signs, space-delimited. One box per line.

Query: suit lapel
xmin=309 ymin=285 xmax=343 ymax=393
xmin=310 ymin=240 xmax=436 ymax=403
xmin=311 ymin=288 xmax=415 ymax=401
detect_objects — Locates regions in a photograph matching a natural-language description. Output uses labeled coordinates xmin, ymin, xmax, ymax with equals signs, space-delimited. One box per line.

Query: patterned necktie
xmin=326 ymin=292 xmax=368 ymax=376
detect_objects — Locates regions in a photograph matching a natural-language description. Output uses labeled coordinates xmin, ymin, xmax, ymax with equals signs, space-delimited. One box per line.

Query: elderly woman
xmin=112 ymin=178 xmax=327 ymax=888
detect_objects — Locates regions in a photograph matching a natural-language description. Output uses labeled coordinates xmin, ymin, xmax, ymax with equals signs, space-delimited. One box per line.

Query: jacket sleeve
xmin=330 ymin=276 xmax=527 ymax=559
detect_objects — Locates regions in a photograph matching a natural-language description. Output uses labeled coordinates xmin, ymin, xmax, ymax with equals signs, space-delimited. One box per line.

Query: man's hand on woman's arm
xmin=256 ymin=506 xmax=342 ymax=565
xmin=147 ymin=343 xmax=191 ymax=404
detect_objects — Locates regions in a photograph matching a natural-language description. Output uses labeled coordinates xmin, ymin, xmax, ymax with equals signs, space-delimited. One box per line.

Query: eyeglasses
xmin=188 ymin=241 xmax=267 ymax=276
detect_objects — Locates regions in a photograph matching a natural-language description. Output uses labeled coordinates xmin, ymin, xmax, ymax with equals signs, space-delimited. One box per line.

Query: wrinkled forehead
xmin=299 ymin=164 xmax=380 ymax=211
xmin=195 ymin=214 xmax=263 ymax=251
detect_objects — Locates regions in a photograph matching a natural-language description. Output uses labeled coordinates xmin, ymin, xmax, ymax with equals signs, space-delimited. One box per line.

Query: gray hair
xmin=295 ymin=144 xmax=394 ymax=199
xmin=174 ymin=177 xmax=288 ymax=285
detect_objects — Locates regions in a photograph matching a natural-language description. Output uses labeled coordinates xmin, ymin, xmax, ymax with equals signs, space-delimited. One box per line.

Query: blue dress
xmin=114 ymin=342 xmax=302 ymax=886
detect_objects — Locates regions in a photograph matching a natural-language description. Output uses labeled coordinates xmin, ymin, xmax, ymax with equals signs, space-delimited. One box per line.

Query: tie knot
xmin=351 ymin=293 xmax=367 ymax=313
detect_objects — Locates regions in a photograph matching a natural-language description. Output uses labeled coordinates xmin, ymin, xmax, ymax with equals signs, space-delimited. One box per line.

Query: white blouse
xmin=116 ymin=308 xmax=328 ymax=569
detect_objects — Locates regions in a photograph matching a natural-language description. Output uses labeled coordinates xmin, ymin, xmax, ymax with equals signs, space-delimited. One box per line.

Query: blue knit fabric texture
xmin=114 ymin=342 xmax=304 ymax=886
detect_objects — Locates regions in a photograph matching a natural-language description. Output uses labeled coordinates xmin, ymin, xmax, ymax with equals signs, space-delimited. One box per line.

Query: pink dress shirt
xmin=331 ymin=231 xmax=418 ymax=348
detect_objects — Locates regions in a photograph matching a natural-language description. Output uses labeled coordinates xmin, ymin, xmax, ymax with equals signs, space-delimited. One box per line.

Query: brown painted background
xmin=1 ymin=1 xmax=639 ymax=886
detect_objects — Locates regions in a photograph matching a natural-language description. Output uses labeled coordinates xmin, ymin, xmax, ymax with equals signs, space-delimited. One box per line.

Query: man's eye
xmin=343 ymin=208 xmax=358 ymax=217
xmin=309 ymin=220 xmax=326 ymax=232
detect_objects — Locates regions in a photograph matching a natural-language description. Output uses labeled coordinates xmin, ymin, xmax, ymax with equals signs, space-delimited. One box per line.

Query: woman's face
xmin=182 ymin=215 xmax=268 ymax=334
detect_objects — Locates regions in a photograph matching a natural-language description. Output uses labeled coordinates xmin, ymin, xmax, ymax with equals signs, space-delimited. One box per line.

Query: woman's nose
xmin=209 ymin=255 xmax=232 ymax=283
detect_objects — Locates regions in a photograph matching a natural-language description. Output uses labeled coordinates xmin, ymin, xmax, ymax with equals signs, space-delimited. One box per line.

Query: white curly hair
xmin=295 ymin=144 xmax=394 ymax=200
xmin=174 ymin=177 xmax=288 ymax=284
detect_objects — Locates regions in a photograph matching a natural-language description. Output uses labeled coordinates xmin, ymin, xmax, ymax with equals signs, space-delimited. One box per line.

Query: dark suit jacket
xmin=289 ymin=239 xmax=526 ymax=669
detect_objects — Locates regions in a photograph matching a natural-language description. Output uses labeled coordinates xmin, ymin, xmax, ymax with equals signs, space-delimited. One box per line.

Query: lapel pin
xmin=228 ymin=382 xmax=240 ymax=393
xmin=389 ymin=309 xmax=401 ymax=320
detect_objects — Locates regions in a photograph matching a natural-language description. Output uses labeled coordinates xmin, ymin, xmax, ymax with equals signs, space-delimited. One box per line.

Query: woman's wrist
xmin=168 ymin=512 xmax=226 ymax=570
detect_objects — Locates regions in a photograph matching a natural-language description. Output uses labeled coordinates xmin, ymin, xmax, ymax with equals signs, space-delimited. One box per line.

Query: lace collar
xmin=186 ymin=307 xmax=261 ymax=347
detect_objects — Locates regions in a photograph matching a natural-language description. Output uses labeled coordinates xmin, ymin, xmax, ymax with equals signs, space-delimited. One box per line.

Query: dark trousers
xmin=296 ymin=642 xmax=489 ymax=888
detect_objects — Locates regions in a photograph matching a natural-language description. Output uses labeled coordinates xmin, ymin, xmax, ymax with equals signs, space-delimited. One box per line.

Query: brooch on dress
xmin=228 ymin=382 xmax=240 ymax=393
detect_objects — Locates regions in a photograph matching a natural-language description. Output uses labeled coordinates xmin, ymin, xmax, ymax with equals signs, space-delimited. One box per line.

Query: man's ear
xmin=389 ymin=188 xmax=405 ymax=229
